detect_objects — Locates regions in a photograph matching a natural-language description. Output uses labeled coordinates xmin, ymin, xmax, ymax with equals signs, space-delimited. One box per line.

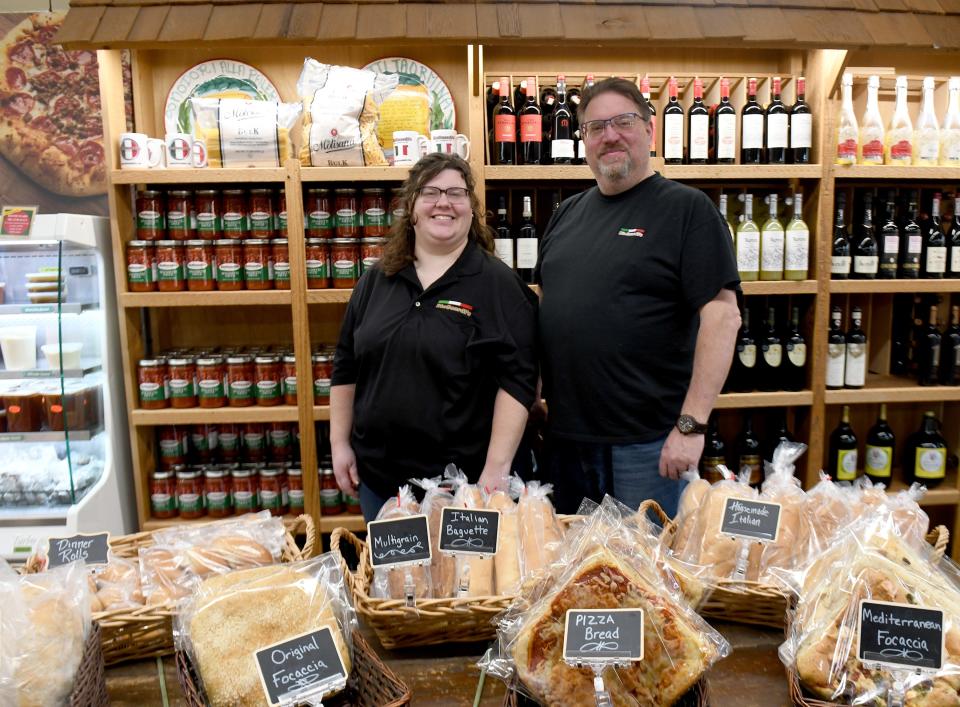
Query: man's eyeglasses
xmin=580 ymin=113 xmax=644 ymax=140
xmin=418 ymin=186 xmax=470 ymax=203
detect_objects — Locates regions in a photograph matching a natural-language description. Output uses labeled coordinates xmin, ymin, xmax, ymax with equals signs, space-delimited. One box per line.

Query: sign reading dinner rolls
xmin=439 ymin=507 xmax=500 ymax=556
xmin=254 ymin=626 xmax=348 ymax=706
xmin=367 ymin=514 xmax=431 ymax=568
xmin=46 ymin=531 xmax=110 ymax=568
xmin=563 ymin=609 xmax=645 ymax=663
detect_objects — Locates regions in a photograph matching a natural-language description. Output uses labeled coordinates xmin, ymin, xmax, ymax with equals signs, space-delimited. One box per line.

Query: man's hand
xmin=332 ymin=443 xmax=359 ymax=496
xmin=659 ymin=427 xmax=705 ymax=480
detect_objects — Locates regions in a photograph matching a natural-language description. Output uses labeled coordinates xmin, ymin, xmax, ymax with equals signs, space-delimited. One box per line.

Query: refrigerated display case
xmin=0 ymin=213 xmax=135 ymax=558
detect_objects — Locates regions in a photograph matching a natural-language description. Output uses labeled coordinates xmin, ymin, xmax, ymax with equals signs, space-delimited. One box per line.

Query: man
xmin=536 ymin=77 xmax=741 ymax=517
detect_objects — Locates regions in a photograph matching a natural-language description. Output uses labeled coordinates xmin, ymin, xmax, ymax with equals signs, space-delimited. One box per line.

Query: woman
xmin=330 ymin=153 xmax=538 ymax=521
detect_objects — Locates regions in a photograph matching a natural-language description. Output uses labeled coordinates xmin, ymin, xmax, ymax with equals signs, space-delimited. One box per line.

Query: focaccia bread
xmin=512 ymin=546 xmax=719 ymax=706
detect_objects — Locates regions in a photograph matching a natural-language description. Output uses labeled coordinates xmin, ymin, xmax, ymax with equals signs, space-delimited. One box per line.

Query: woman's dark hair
xmin=379 ymin=152 xmax=494 ymax=276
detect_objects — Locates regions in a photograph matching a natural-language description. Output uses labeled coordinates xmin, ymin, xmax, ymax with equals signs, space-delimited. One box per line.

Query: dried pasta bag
xmin=488 ymin=487 xmax=522 ymax=596
xmin=190 ymin=97 xmax=301 ymax=168
xmin=410 ymin=475 xmax=457 ymax=598
xmin=370 ymin=485 xmax=431 ymax=600
xmin=296 ymin=59 xmax=397 ymax=167
xmin=175 ymin=554 xmax=356 ymax=707
xmin=518 ymin=480 xmax=564 ymax=579
xmin=759 ymin=441 xmax=813 ymax=582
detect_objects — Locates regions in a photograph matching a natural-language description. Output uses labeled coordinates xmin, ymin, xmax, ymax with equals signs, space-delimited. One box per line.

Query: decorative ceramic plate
xmin=361 ymin=57 xmax=456 ymax=132
xmin=164 ymin=59 xmax=281 ymax=136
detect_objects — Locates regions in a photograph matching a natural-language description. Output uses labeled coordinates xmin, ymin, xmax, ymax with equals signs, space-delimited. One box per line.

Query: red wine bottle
xmin=765 ymin=76 xmax=788 ymax=164
xmin=714 ymin=77 xmax=737 ymax=164
xmin=641 ymin=76 xmax=657 ymax=158
xmin=662 ymin=77 xmax=684 ymax=165
xmin=518 ymin=76 xmax=542 ymax=166
xmin=688 ymin=77 xmax=709 ymax=165
xmin=491 ymin=77 xmax=516 ymax=165
xmin=741 ymin=77 xmax=764 ymax=164
xmin=790 ymin=76 xmax=812 ymax=164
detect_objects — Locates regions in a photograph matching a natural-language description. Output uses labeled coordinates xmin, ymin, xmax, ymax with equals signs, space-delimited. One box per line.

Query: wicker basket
xmin=175 ymin=629 xmax=411 ymax=707
xmin=70 ymin=622 xmax=109 ymax=707
xmin=502 ymin=676 xmax=710 ymax=706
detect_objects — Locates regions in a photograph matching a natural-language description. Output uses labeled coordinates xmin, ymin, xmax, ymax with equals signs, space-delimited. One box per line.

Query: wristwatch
xmin=676 ymin=414 xmax=708 ymax=435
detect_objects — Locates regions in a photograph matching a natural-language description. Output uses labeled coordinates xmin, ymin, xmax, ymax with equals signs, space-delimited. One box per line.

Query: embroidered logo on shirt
xmin=618 ymin=227 xmax=646 ymax=238
xmin=436 ymin=299 xmax=474 ymax=317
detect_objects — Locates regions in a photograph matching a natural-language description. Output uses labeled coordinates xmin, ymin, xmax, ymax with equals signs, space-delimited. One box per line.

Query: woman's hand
xmin=332 ymin=443 xmax=359 ymax=496
xmin=477 ymin=461 xmax=511 ymax=494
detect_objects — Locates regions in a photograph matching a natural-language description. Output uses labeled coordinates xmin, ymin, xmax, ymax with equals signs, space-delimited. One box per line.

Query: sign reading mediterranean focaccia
xmin=0 ymin=13 xmax=105 ymax=196
xmin=858 ymin=600 xmax=944 ymax=672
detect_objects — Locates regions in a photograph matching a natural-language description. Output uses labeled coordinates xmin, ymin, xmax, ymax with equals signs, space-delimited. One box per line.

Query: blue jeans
xmin=545 ymin=434 xmax=686 ymax=518
xmin=359 ymin=483 xmax=390 ymax=523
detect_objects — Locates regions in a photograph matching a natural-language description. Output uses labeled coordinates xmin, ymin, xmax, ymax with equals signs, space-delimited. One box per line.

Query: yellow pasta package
xmin=377 ymin=83 xmax=431 ymax=151
xmin=190 ymin=98 xmax=302 ymax=168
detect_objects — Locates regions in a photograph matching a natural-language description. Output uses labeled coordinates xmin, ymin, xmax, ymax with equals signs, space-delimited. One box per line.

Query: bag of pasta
xmin=190 ymin=97 xmax=301 ymax=168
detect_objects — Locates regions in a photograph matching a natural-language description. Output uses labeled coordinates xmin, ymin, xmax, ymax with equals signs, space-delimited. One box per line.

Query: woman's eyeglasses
xmin=418 ymin=186 xmax=470 ymax=203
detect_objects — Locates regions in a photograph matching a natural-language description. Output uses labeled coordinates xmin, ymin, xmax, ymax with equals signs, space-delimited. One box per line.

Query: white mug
xmin=118 ymin=132 xmax=149 ymax=168
xmin=431 ymin=129 xmax=470 ymax=159
xmin=165 ymin=133 xmax=193 ymax=169
xmin=146 ymin=138 xmax=165 ymax=168
xmin=192 ymin=137 xmax=208 ymax=168
xmin=393 ymin=131 xmax=430 ymax=166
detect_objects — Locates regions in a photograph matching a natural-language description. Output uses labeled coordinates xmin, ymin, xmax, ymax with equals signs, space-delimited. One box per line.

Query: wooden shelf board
xmin=131 ymin=406 xmax=299 ymax=425
xmin=314 ymin=405 xmax=331 ymax=420
xmin=121 ymin=291 xmax=292 ymax=307
xmin=834 ymin=165 xmax=960 ymax=180
xmin=483 ymin=164 xmax=823 ymax=181
xmin=301 ymin=167 xmax=410 ymax=182
xmin=741 ymin=280 xmax=818 ymax=295
xmin=142 ymin=513 xmax=304 ymax=531
xmin=830 ymin=279 xmax=960 ymax=293
xmin=111 ymin=168 xmax=287 ymax=184
xmin=715 ymin=390 xmax=813 ymax=408
xmin=887 ymin=474 xmax=960 ymax=506
xmin=319 ymin=514 xmax=365 ymax=533
xmin=825 ymin=375 xmax=960 ymax=404
xmin=306 ymin=290 xmax=353 ymax=304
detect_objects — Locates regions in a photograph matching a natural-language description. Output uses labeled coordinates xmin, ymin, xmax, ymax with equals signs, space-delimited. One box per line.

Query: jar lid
xmin=166 ymin=357 xmax=194 ymax=366
xmin=176 ymin=469 xmax=199 ymax=479
xmin=152 ymin=470 xmax=173 ymax=479
xmin=335 ymin=187 xmax=358 ymax=195
xmin=321 ymin=467 xmax=334 ymax=475
xmin=184 ymin=239 xmax=210 ymax=247
xmin=225 ymin=355 xmax=253 ymax=364
xmin=128 ymin=240 xmax=154 ymax=247
xmin=254 ymin=355 xmax=279 ymax=364
xmin=168 ymin=189 xmax=193 ymax=197
xmin=138 ymin=189 xmax=163 ymax=198
xmin=287 ymin=467 xmax=302 ymax=477
xmin=360 ymin=237 xmax=388 ymax=244
xmin=329 ymin=237 xmax=359 ymax=245
xmin=312 ymin=353 xmax=331 ymax=363
xmin=260 ymin=468 xmax=282 ymax=478
xmin=214 ymin=239 xmax=242 ymax=246
xmin=271 ymin=238 xmax=288 ymax=246
xmin=244 ymin=238 xmax=270 ymax=245
xmin=231 ymin=468 xmax=254 ymax=478
xmin=222 ymin=188 xmax=245 ymax=195
xmin=249 ymin=187 xmax=272 ymax=195
xmin=282 ymin=354 xmax=297 ymax=364
xmin=305 ymin=238 xmax=330 ymax=245
xmin=241 ymin=462 xmax=266 ymax=469
xmin=204 ymin=468 xmax=227 ymax=479
xmin=361 ymin=187 xmax=387 ymax=195
xmin=155 ymin=240 xmax=181 ymax=247
xmin=138 ymin=358 xmax=164 ymax=367
xmin=195 ymin=356 xmax=223 ymax=366
xmin=307 ymin=187 xmax=332 ymax=194
xmin=195 ymin=188 xmax=218 ymax=196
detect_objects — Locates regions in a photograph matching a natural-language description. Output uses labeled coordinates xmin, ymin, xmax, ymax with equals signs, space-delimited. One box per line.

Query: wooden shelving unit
xmin=120 ymin=291 xmax=293 ymax=308
xmin=715 ymin=391 xmax=814 ymax=409
xmin=111 ymin=168 xmax=287 ymax=184
xmin=830 ymin=279 xmax=960 ymax=293
xmin=834 ymin=166 xmax=960 ymax=180
xmin=485 ymin=163 xmax=824 ymax=181
xmin=301 ymin=167 xmax=410 ymax=182
xmin=824 ymin=376 xmax=960 ymax=405
xmin=131 ymin=407 xmax=301 ymax=426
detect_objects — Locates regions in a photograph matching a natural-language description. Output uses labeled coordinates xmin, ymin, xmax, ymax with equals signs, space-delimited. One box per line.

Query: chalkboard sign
xmin=254 ymin=627 xmax=348 ymax=706
xmin=858 ymin=600 xmax=944 ymax=672
xmin=562 ymin=609 xmax=644 ymax=663
xmin=438 ymin=507 xmax=500 ymax=556
xmin=46 ymin=532 xmax=110 ymax=568
xmin=367 ymin=515 xmax=431 ymax=568
xmin=719 ymin=498 xmax=782 ymax=543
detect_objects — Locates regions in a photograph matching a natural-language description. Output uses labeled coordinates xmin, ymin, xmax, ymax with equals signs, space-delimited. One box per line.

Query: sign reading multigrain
xmin=254 ymin=627 xmax=347 ymax=706
xmin=46 ymin=532 xmax=110 ymax=568
xmin=439 ymin=507 xmax=500 ymax=556
xmin=858 ymin=600 xmax=944 ymax=672
xmin=563 ymin=609 xmax=644 ymax=663
xmin=719 ymin=498 xmax=782 ymax=543
xmin=366 ymin=514 xmax=432 ymax=568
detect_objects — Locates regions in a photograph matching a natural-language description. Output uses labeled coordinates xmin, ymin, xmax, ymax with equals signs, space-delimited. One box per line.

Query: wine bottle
xmin=688 ymin=77 xmax=709 ymax=164
xmin=845 ymin=306 xmax=868 ymax=389
xmin=663 ymin=76 xmax=684 ymax=165
xmin=829 ymin=405 xmax=859 ymax=482
xmin=904 ymin=411 xmax=948 ymax=487
xmin=551 ymin=75 xmax=574 ymax=165
xmin=493 ymin=197 xmax=514 ymax=268
xmin=859 ymin=75 xmax=885 ymax=165
xmin=700 ymin=414 xmax=727 ymax=484
xmin=917 ymin=304 xmax=943 ymax=386
xmin=865 ymin=403 xmax=895 ymax=483
xmin=784 ymin=192 xmax=809 ymax=281
xmin=715 ymin=77 xmax=737 ymax=164
xmin=836 ymin=73 xmax=859 ymax=165
xmin=831 ymin=193 xmax=851 ymax=279
xmin=878 ymin=191 xmax=900 ymax=279
xmin=763 ymin=409 xmax=795 ymax=469
xmin=573 ymin=74 xmax=593 ymax=165
xmin=924 ymin=192 xmax=947 ymax=278
xmin=941 ymin=305 xmax=960 ymax=385
xmin=491 ymin=77 xmax=516 ymax=165
xmin=891 ymin=295 xmax=912 ymax=376
xmin=790 ymin=76 xmax=812 ymax=164
xmin=886 ymin=76 xmax=914 ymax=165
xmin=949 ymin=193 xmax=960 ymax=277
xmin=900 ymin=192 xmax=923 ymax=278
xmin=731 ymin=307 xmax=756 ymax=392
xmin=741 ymin=77 xmax=764 ymax=165
xmin=760 ymin=193 xmax=784 ymax=281
xmin=539 ymin=85 xmax=557 ymax=164
xmin=516 ymin=196 xmax=537 ymax=284
xmin=737 ymin=412 xmax=763 ymax=487
xmin=569 ymin=80 xmax=584 ymax=165
xmin=718 ymin=192 xmax=735 ymax=242
xmin=519 ymin=76 xmax=542 ymax=166
xmin=784 ymin=306 xmax=807 ymax=392
xmin=758 ymin=306 xmax=783 ymax=391
xmin=852 ymin=191 xmax=879 ymax=279
xmin=736 ymin=193 xmax=760 ymax=281
xmin=486 ymin=80 xmax=500 ymax=143
xmin=765 ymin=76 xmax=788 ymax=165
xmin=641 ymin=76 xmax=657 ymax=158
xmin=827 ymin=306 xmax=846 ymax=389
xmin=941 ymin=77 xmax=960 ymax=166
xmin=915 ymin=77 xmax=941 ymax=166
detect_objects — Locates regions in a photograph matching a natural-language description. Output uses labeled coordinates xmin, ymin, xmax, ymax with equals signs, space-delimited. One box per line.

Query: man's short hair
xmin=577 ymin=77 xmax=651 ymax=124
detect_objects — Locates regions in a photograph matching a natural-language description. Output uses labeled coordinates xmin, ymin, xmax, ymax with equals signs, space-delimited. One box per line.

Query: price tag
xmin=367 ymin=514 xmax=431 ymax=569
xmin=719 ymin=498 xmax=782 ymax=543
xmin=254 ymin=627 xmax=348 ymax=706
xmin=858 ymin=600 xmax=944 ymax=672
xmin=0 ymin=205 xmax=37 ymax=236
xmin=562 ymin=609 xmax=644 ymax=663
xmin=439 ymin=507 xmax=500 ymax=556
xmin=46 ymin=532 xmax=110 ymax=568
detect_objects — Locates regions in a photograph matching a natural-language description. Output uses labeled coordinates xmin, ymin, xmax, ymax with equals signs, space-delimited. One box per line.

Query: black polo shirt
xmin=332 ymin=240 xmax=538 ymax=499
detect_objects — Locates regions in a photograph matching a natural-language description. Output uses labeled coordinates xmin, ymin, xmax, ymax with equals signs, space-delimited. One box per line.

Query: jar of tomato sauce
xmin=268 ymin=422 xmax=293 ymax=462
xmin=190 ymin=424 xmax=217 ymax=465
xmin=276 ymin=192 xmax=288 ymax=236
xmin=272 ymin=238 xmax=290 ymax=290
xmin=226 ymin=355 xmax=254 ymax=407
xmin=166 ymin=190 xmax=194 ymax=240
xmin=329 ymin=239 xmax=359 ymax=289
xmin=254 ymin=355 xmax=281 ymax=406
xmin=167 ymin=357 xmax=197 ymax=408
xmin=158 ymin=426 xmax=185 ymax=468
xmin=243 ymin=239 xmax=273 ymax=290
xmin=136 ymin=190 xmax=165 ymax=240
xmin=138 ymin=359 xmax=167 ymax=409
xmin=361 ymin=188 xmax=389 ymax=237
xmin=305 ymin=238 xmax=330 ymax=289
xmin=155 ymin=241 xmax=186 ymax=291
xmin=127 ymin=240 xmax=156 ymax=292
xmin=242 ymin=424 xmax=267 ymax=462
xmin=390 ymin=188 xmax=405 ymax=224
xmin=231 ymin=468 xmax=258 ymax=513
xmin=194 ymin=189 xmax=221 ymax=238
xmin=185 ymin=240 xmax=215 ymax=291
xmin=259 ymin=467 xmax=284 ymax=516
xmin=360 ymin=237 xmax=387 ymax=274
xmin=312 ymin=353 xmax=332 ymax=404
xmin=221 ymin=189 xmax=248 ymax=238
xmin=249 ymin=188 xmax=275 ymax=238
xmin=344 ymin=490 xmax=362 ymax=515
xmin=204 ymin=468 xmax=232 ymax=518
xmin=334 ymin=188 xmax=360 ymax=238
xmin=306 ymin=188 xmax=334 ymax=238
xmin=214 ymin=239 xmax=243 ymax=291
xmin=150 ymin=470 xmax=177 ymax=519
xmin=287 ymin=467 xmax=304 ymax=514
xmin=282 ymin=354 xmax=297 ymax=405
xmin=218 ymin=423 xmax=241 ymax=463
xmin=176 ymin=468 xmax=204 ymax=519
xmin=320 ymin=468 xmax=343 ymax=515
xmin=196 ymin=356 xmax=225 ymax=408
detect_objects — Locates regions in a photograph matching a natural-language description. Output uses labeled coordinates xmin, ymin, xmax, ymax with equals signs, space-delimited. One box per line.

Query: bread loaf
xmin=488 ymin=490 xmax=521 ymax=595
xmin=418 ymin=479 xmax=456 ymax=598
xmin=518 ymin=482 xmax=563 ymax=578
xmin=456 ymin=486 xmax=494 ymax=597
xmin=371 ymin=486 xmax=431 ymax=600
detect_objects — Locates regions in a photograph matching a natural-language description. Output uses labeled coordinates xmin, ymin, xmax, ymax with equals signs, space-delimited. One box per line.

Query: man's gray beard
xmin=597 ymin=154 xmax=634 ymax=182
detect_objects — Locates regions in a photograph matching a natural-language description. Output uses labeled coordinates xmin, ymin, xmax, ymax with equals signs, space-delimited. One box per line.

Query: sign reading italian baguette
xmin=439 ymin=507 xmax=500 ymax=556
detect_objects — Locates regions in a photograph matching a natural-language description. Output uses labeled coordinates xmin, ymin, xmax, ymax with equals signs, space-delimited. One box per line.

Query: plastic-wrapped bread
xmin=411 ymin=476 xmax=456 ymax=598
xmin=758 ymin=442 xmax=811 ymax=582
xmin=518 ymin=481 xmax=564 ymax=578
xmin=454 ymin=485 xmax=494 ymax=597
xmin=688 ymin=471 xmax=761 ymax=581
xmin=666 ymin=470 xmax=712 ymax=559
xmin=370 ymin=485 xmax=431 ymax=600
xmin=487 ymin=489 xmax=521 ymax=595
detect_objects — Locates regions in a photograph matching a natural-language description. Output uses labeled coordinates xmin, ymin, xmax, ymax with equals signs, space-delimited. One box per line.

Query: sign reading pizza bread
xmin=563 ymin=609 xmax=645 ymax=663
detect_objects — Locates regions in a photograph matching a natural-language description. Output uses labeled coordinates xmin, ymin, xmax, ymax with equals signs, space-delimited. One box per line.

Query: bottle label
xmin=831 ymin=255 xmax=851 ymax=275
xmin=256 ymin=380 xmax=280 ymax=401
xmin=837 ymin=138 xmax=858 ymax=162
xmin=320 ymin=488 xmax=342 ymax=509
xmin=827 ymin=343 xmax=846 ymax=387
xmin=737 ymin=343 xmax=757 ymax=368
xmin=167 ymin=211 xmax=187 ymax=229
xmin=516 ymin=239 xmax=537 ymax=268
xmin=861 ymin=139 xmax=884 ymax=162
xmin=739 ymin=455 xmax=762 ymax=486
xmin=314 ymin=378 xmax=331 ymax=397
xmin=927 ymin=246 xmax=947 ymax=274
xmin=229 ymin=380 xmax=253 ymax=401
xmin=931 ymin=343 xmax=941 ymax=370
xmin=205 ymin=491 xmax=229 ymax=512
xmin=157 ymin=261 xmax=183 ymax=282
xmin=244 ymin=432 xmax=265 ymax=450
xmin=274 ymin=262 xmax=290 ymax=282
xmin=306 ymin=259 xmax=328 ymax=280
xmin=151 ymin=493 xmax=175 ymax=513
xmin=865 ymin=445 xmax=892 ymax=478
xmin=884 ymin=235 xmax=900 ymax=256
xmin=223 ymin=212 xmax=246 ymax=233
xmin=845 ymin=343 xmax=867 ymax=386
xmin=219 ymin=433 xmax=239 ymax=452
xmin=308 ymin=210 xmax=332 ymax=229
xmin=790 ymin=114 xmax=812 ymax=149
xmin=915 ymin=447 xmax=947 ymax=479
xmin=836 ymin=449 xmax=858 ymax=481
xmin=336 ymin=209 xmax=358 ymax=228
xmin=169 ymin=378 xmax=194 ymax=398
xmin=128 ymin=263 xmax=152 ymax=285
xmin=494 ymin=238 xmax=514 ymax=268
xmin=283 ymin=376 xmax=297 ymax=397
xmin=520 ymin=114 xmax=541 ymax=142
xmin=139 ymin=382 xmax=164 ymax=403
xmin=178 ymin=493 xmax=202 ymax=514
xmin=890 ymin=139 xmax=913 ymax=161
xmin=909 ymin=235 xmax=923 ymax=254
xmin=199 ymin=379 xmax=224 ymax=399
xmin=137 ymin=210 xmax=164 ymax=229
xmin=234 ymin=490 xmax=256 ymax=511
xmin=648 ymin=115 xmax=656 ymax=155
xmin=363 ymin=208 xmax=387 ymax=227
xmin=664 ymin=114 xmax=684 ymax=159
xmin=763 ymin=343 xmax=782 ymax=367
xmin=787 ymin=342 xmax=806 ymax=367
xmin=854 ymin=255 xmax=879 ymax=275
xmin=785 ymin=230 xmax=809 ymax=273
xmin=761 ymin=229 xmax=785 ymax=273
xmin=333 ymin=259 xmax=357 ymax=279
xmin=767 ymin=114 xmax=788 ymax=148
xmin=952 ymin=248 xmax=960 ymax=273
xmin=736 ymin=231 xmax=760 ymax=273
xmin=494 ymin=114 xmax=516 ymax=143
xmin=218 ymin=262 xmax=242 ymax=283
xmin=250 ymin=211 xmax=272 ymax=231
xmin=918 ymin=137 xmax=939 ymax=161
xmin=717 ymin=114 xmax=736 ymax=159
xmin=742 ymin=114 xmax=763 ymax=149
xmin=186 ymin=261 xmax=212 ymax=281
xmin=689 ymin=114 xmax=709 ymax=160
xmin=552 ymin=138 xmax=574 ymax=159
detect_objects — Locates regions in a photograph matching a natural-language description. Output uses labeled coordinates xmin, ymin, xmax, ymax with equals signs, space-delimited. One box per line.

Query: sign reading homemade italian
xmin=719 ymin=498 xmax=782 ymax=543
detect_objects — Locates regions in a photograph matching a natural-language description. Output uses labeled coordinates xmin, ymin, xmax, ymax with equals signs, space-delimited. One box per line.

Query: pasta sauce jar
xmin=176 ymin=468 xmax=204 ymax=519
xmin=243 ymin=425 xmax=267 ymax=462
xmin=268 ymin=422 xmax=293 ymax=462
xmin=287 ymin=467 xmax=304 ymax=514
xmin=204 ymin=468 xmax=232 ymax=518
xmin=282 ymin=354 xmax=297 ymax=405
xmin=166 ymin=190 xmax=194 ymax=240
xmin=214 ymin=240 xmax=243 ymax=291
xmin=305 ymin=238 xmax=330 ymax=288
xmin=334 ymin=188 xmax=360 ymax=237
xmin=226 ymin=355 xmax=254 ymax=407
xmin=155 ymin=241 xmax=186 ymax=291
xmin=360 ymin=237 xmax=387 ymax=274
xmin=194 ymin=189 xmax=221 ymax=238
xmin=312 ymin=353 xmax=332 ymax=404
xmin=221 ymin=189 xmax=248 ymax=238
xmin=330 ymin=238 xmax=359 ymax=289
xmin=138 ymin=358 xmax=167 ymax=409
xmin=166 ymin=357 xmax=197 ymax=408
xmin=231 ymin=468 xmax=258 ymax=513
xmin=306 ymin=188 xmax=334 ymax=238
xmin=276 ymin=192 xmax=288 ymax=237
xmin=158 ymin=426 xmax=186 ymax=468
xmin=136 ymin=190 xmax=165 ymax=240
xmin=259 ymin=467 xmax=285 ymax=516
xmin=243 ymin=239 xmax=273 ymax=290
xmin=218 ymin=423 xmax=241 ymax=462
xmin=185 ymin=240 xmax=215 ymax=291
xmin=248 ymin=188 xmax=275 ymax=238
xmin=361 ymin=188 xmax=389 ymax=237
xmin=196 ymin=356 xmax=225 ymax=408
xmin=150 ymin=470 xmax=177 ymax=519
xmin=127 ymin=240 xmax=156 ymax=292
xmin=254 ymin=355 xmax=281 ymax=406
xmin=272 ymin=238 xmax=290 ymax=290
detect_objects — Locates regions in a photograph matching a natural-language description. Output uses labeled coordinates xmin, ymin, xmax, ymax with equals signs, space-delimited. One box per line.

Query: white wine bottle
xmin=760 ymin=193 xmax=784 ymax=281
xmin=736 ymin=193 xmax=760 ymax=282
xmin=859 ymin=75 xmax=884 ymax=165
xmin=784 ymin=192 xmax=809 ymax=281
xmin=886 ymin=76 xmax=914 ymax=165
xmin=941 ymin=76 xmax=960 ymax=166
xmin=914 ymin=77 xmax=940 ymax=166
xmin=836 ymin=74 xmax=859 ymax=165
